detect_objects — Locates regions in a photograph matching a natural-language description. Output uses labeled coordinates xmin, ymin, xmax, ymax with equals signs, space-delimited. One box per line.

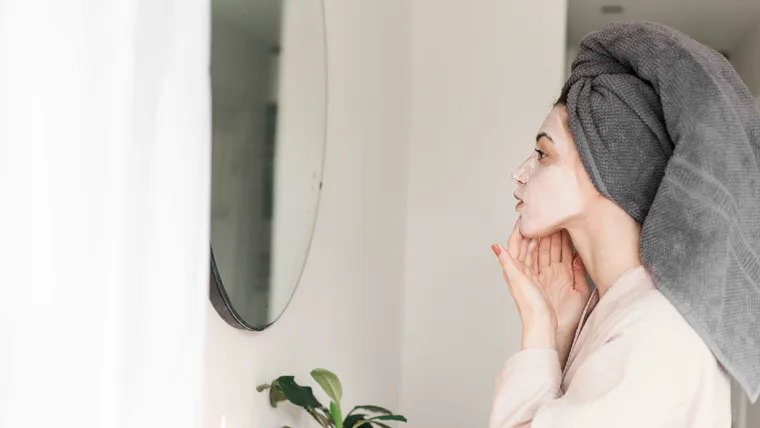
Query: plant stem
xmin=306 ymin=407 xmax=333 ymax=427
xmin=319 ymin=407 xmax=335 ymax=423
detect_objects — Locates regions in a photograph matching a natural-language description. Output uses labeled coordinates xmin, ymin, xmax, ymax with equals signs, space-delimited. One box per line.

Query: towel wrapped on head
xmin=562 ymin=21 xmax=760 ymax=401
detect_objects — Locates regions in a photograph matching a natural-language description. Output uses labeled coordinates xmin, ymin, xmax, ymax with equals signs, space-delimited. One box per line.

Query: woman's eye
xmin=534 ymin=149 xmax=546 ymax=160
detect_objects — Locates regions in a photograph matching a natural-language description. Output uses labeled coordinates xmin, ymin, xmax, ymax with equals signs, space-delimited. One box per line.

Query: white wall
xmin=399 ymin=1 xmax=567 ymax=427
xmin=203 ymin=1 xmax=410 ymax=427
xmin=730 ymin=20 xmax=760 ymax=428
xmin=732 ymin=22 xmax=760 ymax=99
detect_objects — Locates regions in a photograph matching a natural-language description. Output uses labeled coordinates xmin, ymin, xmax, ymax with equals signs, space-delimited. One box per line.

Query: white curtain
xmin=0 ymin=1 xmax=210 ymax=427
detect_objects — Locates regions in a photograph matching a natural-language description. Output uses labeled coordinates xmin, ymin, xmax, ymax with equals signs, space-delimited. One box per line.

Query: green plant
xmin=257 ymin=368 xmax=407 ymax=428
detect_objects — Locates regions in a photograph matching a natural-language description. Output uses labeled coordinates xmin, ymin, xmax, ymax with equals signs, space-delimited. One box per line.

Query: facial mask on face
xmin=514 ymin=107 xmax=585 ymax=236
xmin=539 ymin=110 xmax=571 ymax=154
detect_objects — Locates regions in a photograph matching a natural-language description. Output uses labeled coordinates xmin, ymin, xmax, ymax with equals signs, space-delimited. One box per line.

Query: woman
xmin=488 ymin=21 xmax=760 ymax=427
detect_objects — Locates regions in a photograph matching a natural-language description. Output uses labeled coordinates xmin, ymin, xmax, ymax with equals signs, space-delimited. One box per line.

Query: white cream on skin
xmin=512 ymin=107 xmax=586 ymax=238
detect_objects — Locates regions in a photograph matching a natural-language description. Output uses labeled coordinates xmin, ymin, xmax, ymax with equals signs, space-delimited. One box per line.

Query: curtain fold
xmin=0 ymin=1 xmax=210 ymax=427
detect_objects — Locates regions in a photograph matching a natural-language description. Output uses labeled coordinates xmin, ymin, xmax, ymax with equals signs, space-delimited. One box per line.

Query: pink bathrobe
xmin=489 ymin=266 xmax=732 ymax=428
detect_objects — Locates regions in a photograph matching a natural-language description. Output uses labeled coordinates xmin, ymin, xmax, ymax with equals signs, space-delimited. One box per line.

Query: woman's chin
xmin=518 ymin=216 xmax=554 ymax=239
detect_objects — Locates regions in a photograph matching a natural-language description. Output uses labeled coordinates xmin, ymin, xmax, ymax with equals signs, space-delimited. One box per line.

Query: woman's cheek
xmin=521 ymin=169 xmax=574 ymax=234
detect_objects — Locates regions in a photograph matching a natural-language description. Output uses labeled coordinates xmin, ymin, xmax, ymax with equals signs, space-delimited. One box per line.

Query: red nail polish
xmin=491 ymin=244 xmax=502 ymax=256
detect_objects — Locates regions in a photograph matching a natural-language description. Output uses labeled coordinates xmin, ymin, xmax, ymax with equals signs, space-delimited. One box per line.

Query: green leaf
xmin=369 ymin=422 xmax=392 ymax=428
xmin=343 ymin=414 xmax=365 ymax=428
xmin=316 ymin=406 xmax=333 ymax=421
xmin=269 ymin=386 xmax=287 ymax=408
xmin=256 ymin=383 xmax=271 ymax=392
xmin=370 ymin=415 xmax=406 ymax=422
xmin=275 ymin=376 xmax=323 ymax=408
xmin=331 ymin=401 xmax=343 ymax=428
xmin=348 ymin=405 xmax=392 ymax=416
xmin=307 ymin=407 xmax=332 ymax=427
xmin=311 ymin=368 xmax=343 ymax=403
xmin=353 ymin=414 xmax=408 ymax=428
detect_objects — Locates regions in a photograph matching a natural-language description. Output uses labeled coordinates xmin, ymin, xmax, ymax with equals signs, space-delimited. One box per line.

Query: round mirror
xmin=208 ymin=0 xmax=327 ymax=330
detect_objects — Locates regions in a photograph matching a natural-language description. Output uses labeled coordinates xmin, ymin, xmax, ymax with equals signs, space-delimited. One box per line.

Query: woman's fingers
xmin=507 ymin=219 xmax=522 ymax=260
xmin=492 ymin=244 xmax=522 ymax=282
xmin=550 ymin=231 xmax=562 ymax=263
xmin=525 ymin=239 xmax=538 ymax=269
xmin=519 ymin=235 xmax=530 ymax=261
xmin=538 ymin=235 xmax=551 ymax=270
xmin=572 ymin=253 xmax=591 ymax=297
xmin=561 ymin=230 xmax=573 ymax=263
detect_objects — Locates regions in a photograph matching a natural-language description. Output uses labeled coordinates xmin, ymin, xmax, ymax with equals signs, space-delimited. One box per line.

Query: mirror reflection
xmin=209 ymin=0 xmax=327 ymax=330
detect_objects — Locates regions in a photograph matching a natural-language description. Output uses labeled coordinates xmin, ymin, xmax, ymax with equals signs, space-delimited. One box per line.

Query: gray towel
xmin=562 ymin=21 xmax=760 ymax=401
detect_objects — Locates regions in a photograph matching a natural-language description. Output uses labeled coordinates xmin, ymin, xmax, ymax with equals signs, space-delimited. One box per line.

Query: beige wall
xmin=399 ymin=1 xmax=567 ymax=426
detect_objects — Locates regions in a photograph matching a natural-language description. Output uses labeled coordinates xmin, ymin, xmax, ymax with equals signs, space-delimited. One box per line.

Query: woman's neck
xmin=565 ymin=198 xmax=643 ymax=296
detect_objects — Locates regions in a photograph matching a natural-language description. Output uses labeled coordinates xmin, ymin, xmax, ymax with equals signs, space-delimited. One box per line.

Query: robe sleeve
xmin=488 ymin=329 xmax=703 ymax=428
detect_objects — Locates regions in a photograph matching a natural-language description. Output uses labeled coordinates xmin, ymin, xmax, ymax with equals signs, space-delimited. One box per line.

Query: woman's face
xmin=512 ymin=105 xmax=595 ymax=238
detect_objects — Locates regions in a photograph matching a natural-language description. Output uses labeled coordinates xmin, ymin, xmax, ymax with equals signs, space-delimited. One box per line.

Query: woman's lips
xmin=514 ymin=191 xmax=524 ymax=211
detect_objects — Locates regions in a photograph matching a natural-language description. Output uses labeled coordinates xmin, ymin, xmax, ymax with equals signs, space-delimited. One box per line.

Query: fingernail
xmin=491 ymin=244 xmax=502 ymax=256
xmin=573 ymin=256 xmax=583 ymax=268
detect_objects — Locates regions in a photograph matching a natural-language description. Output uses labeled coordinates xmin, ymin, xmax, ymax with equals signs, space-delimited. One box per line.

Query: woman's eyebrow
xmin=536 ymin=132 xmax=554 ymax=143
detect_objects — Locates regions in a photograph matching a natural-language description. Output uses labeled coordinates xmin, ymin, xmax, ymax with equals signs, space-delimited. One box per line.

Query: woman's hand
xmin=492 ymin=220 xmax=557 ymax=350
xmin=535 ymin=230 xmax=590 ymax=367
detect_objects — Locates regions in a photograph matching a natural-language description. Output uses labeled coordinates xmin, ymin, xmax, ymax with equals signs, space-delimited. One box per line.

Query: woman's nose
xmin=512 ymin=159 xmax=530 ymax=184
